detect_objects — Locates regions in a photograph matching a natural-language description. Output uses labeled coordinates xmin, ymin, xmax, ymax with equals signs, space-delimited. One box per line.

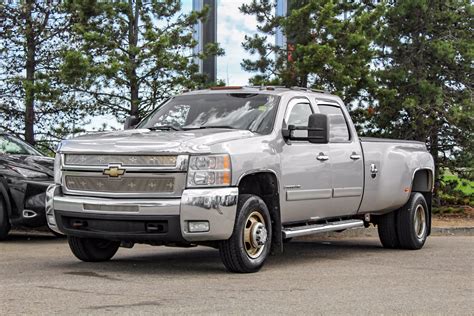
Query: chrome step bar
xmin=282 ymin=219 xmax=364 ymax=239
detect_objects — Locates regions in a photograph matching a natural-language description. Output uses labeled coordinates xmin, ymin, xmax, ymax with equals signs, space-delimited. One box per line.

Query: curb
xmin=296 ymin=226 xmax=473 ymax=240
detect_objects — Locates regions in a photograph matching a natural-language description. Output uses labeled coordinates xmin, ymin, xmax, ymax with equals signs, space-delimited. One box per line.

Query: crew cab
xmin=47 ymin=87 xmax=434 ymax=272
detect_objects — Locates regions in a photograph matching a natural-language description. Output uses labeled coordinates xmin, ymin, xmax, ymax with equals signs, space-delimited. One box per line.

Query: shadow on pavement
xmin=49 ymin=238 xmax=385 ymax=275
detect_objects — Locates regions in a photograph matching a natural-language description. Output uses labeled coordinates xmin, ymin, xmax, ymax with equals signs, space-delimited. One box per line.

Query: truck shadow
xmin=53 ymin=238 xmax=385 ymax=275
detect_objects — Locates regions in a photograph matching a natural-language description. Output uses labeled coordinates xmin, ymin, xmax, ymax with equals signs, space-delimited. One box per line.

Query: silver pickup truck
xmin=46 ymin=87 xmax=434 ymax=273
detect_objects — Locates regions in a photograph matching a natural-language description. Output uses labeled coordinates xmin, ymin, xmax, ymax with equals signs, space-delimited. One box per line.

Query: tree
xmin=368 ymin=0 xmax=473 ymax=191
xmin=240 ymin=0 xmax=383 ymax=105
xmin=63 ymin=0 xmax=223 ymax=121
xmin=0 ymin=1 xmax=93 ymax=150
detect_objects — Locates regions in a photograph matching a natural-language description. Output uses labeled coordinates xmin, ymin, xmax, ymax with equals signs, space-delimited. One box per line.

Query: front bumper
xmin=46 ymin=185 xmax=238 ymax=242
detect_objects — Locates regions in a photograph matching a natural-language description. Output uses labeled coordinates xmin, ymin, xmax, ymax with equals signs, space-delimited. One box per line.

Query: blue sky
xmin=88 ymin=0 xmax=263 ymax=130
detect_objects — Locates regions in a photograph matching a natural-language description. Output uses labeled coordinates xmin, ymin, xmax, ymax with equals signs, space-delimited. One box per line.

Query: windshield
xmin=0 ymin=134 xmax=41 ymax=156
xmin=138 ymin=93 xmax=280 ymax=134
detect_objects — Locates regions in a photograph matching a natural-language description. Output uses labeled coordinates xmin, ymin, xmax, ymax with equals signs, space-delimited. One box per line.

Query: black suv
xmin=0 ymin=133 xmax=54 ymax=240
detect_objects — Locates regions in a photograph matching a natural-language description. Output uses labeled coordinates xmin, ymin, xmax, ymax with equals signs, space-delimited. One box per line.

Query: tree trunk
xmin=24 ymin=0 xmax=36 ymax=145
xmin=128 ymin=0 xmax=140 ymax=118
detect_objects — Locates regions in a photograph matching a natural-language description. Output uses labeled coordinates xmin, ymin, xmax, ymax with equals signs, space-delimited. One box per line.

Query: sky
xmin=88 ymin=0 xmax=264 ymax=130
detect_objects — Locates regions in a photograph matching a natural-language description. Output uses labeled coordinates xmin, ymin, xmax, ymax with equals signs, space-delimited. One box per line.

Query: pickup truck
xmin=46 ymin=87 xmax=434 ymax=273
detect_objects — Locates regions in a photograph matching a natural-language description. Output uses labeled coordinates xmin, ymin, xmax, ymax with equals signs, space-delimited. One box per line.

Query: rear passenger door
xmin=318 ymin=104 xmax=364 ymax=216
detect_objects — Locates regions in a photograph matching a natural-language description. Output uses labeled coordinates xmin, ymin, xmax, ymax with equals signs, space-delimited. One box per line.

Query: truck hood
xmin=59 ymin=128 xmax=257 ymax=154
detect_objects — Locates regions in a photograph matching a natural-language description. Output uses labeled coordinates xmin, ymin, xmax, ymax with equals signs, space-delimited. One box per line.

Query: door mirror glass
xmin=124 ymin=115 xmax=139 ymax=130
xmin=308 ymin=113 xmax=329 ymax=144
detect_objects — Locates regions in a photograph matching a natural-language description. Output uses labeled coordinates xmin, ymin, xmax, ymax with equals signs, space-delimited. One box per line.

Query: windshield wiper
xmin=148 ymin=125 xmax=182 ymax=131
xmin=183 ymin=125 xmax=237 ymax=130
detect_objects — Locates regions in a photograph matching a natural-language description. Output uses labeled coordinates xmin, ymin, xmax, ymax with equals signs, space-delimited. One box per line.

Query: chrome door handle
xmin=350 ymin=153 xmax=361 ymax=160
xmin=317 ymin=153 xmax=329 ymax=161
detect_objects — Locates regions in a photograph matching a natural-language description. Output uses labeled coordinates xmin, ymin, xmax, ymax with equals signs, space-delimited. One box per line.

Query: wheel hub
xmin=251 ymin=222 xmax=268 ymax=248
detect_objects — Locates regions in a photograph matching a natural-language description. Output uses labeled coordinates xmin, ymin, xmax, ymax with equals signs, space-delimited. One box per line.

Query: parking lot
xmin=0 ymin=233 xmax=472 ymax=315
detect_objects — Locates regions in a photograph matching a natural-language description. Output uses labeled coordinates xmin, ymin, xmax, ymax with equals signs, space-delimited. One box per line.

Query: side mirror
xmin=307 ymin=113 xmax=329 ymax=144
xmin=282 ymin=113 xmax=329 ymax=144
xmin=124 ymin=115 xmax=139 ymax=130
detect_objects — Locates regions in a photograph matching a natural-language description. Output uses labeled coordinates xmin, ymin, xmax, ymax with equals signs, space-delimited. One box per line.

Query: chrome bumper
xmin=46 ymin=184 xmax=238 ymax=241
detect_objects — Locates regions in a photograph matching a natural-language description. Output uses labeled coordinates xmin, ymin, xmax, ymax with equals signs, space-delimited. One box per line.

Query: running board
xmin=282 ymin=219 xmax=364 ymax=239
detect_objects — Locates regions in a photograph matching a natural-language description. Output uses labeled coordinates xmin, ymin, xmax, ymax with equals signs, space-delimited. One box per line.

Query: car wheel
xmin=0 ymin=195 xmax=11 ymax=241
xmin=396 ymin=193 xmax=429 ymax=250
xmin=68 ymin=236 xmax=120 ymax=262
xmin=219 ymin=194 xmax=272 ymax=273
xmin=377 ymin=210 xmax=400 ymax=249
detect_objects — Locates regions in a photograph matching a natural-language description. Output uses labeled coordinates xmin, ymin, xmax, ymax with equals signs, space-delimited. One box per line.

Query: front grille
xmin=65 ymin=176 xmax=175 ymax=194
xmin=64 ymin=154 xmax=177 ymax=167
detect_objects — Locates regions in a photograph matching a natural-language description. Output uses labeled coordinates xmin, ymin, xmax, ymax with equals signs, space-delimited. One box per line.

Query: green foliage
xmin=366 ymin=0 xmax=473 ymax=187
xmin=0 ymin=1 xmax=94 ymax=151
xmin=240 ymin=0 xmax=383 ymax=105
xmin=63 ymin=0 xmax=223 ymax=120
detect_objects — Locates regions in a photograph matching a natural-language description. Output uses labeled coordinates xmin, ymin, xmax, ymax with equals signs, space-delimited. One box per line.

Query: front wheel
xmin=219 ymin=194 xmax=272 ymax=273
xmin=68 ymin=236 xmax=120 ymax=262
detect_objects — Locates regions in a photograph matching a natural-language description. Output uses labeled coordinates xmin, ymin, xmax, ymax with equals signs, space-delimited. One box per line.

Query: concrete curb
xmin=296 ymin=226 xmax=473 ymax=240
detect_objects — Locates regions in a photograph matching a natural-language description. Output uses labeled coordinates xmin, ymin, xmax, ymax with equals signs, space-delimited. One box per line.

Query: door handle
xmin=350 ymin=153 xmax=361 ymax=160
xmin=317 ymin=153 xmax=329 ymax=161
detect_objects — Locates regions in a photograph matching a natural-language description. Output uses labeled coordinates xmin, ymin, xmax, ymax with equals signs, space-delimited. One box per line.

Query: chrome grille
xmin=64 ymin=154 xmax=177 ymax=167
xmin=65 ymin=176 xmax=175 ymax=194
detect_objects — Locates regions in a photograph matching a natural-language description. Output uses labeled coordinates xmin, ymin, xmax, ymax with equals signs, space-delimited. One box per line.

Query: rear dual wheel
xmin=378 ymin=192 xmax=429 ymax=250
xmin=219 ymin=194 xmax=272 ymax=273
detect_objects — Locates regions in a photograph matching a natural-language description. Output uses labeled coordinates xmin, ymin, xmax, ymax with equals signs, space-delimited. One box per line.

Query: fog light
xmin=47 ymin=214 xmax=56 ymax=226
xmin=188 ymin=221 xmax=210 ymax=233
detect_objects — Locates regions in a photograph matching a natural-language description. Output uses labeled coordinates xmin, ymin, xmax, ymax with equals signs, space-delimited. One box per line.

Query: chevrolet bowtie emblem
xmin=103 ymin=166 xmax=126 ymax=178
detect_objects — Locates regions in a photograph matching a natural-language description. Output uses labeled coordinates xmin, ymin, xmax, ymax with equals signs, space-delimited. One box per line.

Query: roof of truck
xmin=181 ymin=86 xmax=344 ymax=105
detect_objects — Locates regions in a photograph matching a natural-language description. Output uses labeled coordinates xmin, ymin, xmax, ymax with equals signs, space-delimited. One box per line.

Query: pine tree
xmin=369 ymin=0 xmax=473 ymax=188
xmin=0 ymin=1 xmax=93 ymax=150
xmin=240 ymin=0 xmax=383 ymax=105
xmin=63 ymin=0 xmax=223 ymax=120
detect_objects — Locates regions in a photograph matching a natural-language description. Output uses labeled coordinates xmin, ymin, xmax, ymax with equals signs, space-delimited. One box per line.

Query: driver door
xmin=280 ymin=98 xmax=332 ymax=223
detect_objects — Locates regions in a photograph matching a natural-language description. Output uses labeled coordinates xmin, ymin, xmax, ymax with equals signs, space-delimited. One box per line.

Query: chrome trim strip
xmin=283 ymin=219 xmax=364 ymax=238
xmin=61 ymin=154 xmax=189 ymax=172
xmin=53 ymin=195 xmax=181 ymax=216
xmin=333 ymin=187 xmax=363 ymax=198
xmin=286 ymin=189 xmax=332 ymax=201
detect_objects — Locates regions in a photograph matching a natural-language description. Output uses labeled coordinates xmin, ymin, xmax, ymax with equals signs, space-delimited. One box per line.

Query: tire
xmin=396 ymin=193 xmax=429 ymax=250
xmin=219 ymin=194 xmax=272 ymax=273
xmin=377 ymin=210 xmax=400 ymax=249
xmin=0 ymin=195 xmax=11 ymax=241
xmin=68 ymin=236 xmax=120 ymax=262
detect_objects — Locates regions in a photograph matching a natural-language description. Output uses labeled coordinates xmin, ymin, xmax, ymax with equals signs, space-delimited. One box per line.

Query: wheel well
xmin=238 ymin=172 xmax=282 ymax=253
xmin=412 ymin=169 xmax=433 ymax=193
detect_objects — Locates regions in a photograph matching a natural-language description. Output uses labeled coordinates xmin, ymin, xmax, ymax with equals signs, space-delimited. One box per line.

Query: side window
xmin=318 ymin=105 xmax=350 ymax=142
xmin=286 ymin=102 xmax=313 ymax=138
xmin=287 ymin=103 xmax=312 ymax=126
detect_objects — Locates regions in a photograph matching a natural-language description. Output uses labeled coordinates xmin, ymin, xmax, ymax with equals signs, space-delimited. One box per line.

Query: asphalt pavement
xmin=0 ymin=233 xmax=472 ymax=315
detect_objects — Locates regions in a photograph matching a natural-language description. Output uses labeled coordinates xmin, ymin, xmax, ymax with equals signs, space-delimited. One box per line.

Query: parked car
xmin=46 ymin=86 xmax=434 ymax=272
xmin=0 ymin=133 xmax=54 ymax=239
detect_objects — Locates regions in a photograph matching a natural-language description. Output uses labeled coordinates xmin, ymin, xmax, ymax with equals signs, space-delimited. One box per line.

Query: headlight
xmin=187 ymin=154 xmax=231 ymax=187
xmin=10 ymin=166 xmax=48 ymax=178
xmin=54 ymin=153 xmax=62 ymax=184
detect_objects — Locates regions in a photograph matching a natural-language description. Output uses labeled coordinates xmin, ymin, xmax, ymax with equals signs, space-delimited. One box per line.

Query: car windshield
xmin=0 ymin=134 xmax=41 ymax=156
xmin=138 ymin=93 xmax=280 ymax=134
